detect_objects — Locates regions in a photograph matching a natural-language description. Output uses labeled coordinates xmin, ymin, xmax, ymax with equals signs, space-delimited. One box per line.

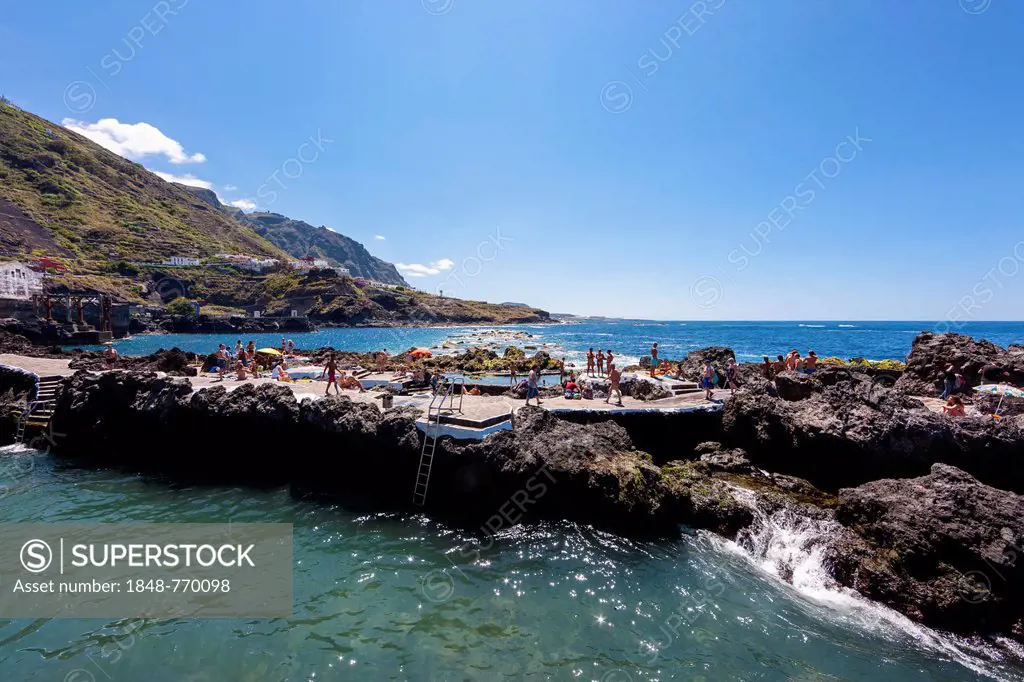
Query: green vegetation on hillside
xmin=0 ymin=101 xmax=550 ymax=325
xmin=0 ymin=102 xmax=285 ymax=266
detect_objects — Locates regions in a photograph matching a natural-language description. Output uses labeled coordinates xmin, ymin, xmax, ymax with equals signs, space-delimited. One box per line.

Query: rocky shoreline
xmin=1 ymin=331 xmax=1022 ymax=649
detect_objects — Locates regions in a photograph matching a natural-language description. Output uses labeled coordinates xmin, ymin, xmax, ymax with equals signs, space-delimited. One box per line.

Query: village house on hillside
xmin=164 ymin=256 xmax=201 ymax=267
xmin=0 ymin=261 xmax=44 ymax=300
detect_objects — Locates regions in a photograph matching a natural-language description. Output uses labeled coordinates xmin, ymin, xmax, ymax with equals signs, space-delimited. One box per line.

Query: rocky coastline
xmin=1 ymin=331 xmax=1023 ymax=649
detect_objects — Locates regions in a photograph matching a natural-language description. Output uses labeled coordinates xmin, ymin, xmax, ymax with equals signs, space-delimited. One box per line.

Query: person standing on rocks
xmin=650 ymin=343 xmax=659 ymax=377
xmin=587 ymin=348 xmax=595 ymax=377
xmin=761 ymin=356 xmax=773 ymax=380
xmin=596 ymin=349 xmax=605 ymax=377
xmin=725 ymin=358 xmax=739 ymax=395
xmin=606 ymin=350 xmax=614 ymax=371
xmin=605 ymin=363 xmax=623 ymax=406
xmin=526 ymin=364 xmax=542 ymax=406
xmin=701 ymin=362 xmax=716 ymax=401
xmin=377 ymin=349 xmax=388 ymax=374
xmin=941 ymin=363 xmax=958 ymax=399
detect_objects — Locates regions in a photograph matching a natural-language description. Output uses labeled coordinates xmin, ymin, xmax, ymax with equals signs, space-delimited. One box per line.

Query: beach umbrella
xmin=256 ymin=348 xmax=282 ymax=356
xmin=410 ymin=348 xmax=432 ymax=358
xmin=973 ymin=383 xmax=1024 ymax=417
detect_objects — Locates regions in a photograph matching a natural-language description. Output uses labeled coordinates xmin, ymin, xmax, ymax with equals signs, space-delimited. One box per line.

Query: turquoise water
xmin=79 ymin=320 xmax=1024 ymax=365
xmin=1 ymin=448 xmax=1022 ymax=681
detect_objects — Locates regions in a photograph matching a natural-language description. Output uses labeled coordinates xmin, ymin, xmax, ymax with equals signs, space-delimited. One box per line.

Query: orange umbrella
xmin=409 ymin=348 xmax=432 ymax=358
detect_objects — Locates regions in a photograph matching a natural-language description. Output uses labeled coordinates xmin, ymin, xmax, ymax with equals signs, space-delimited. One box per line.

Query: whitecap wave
xmin=714 ymin=487 xmax=1024 ymax=681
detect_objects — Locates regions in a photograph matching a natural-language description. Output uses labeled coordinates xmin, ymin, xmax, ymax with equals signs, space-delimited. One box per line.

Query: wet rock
xmin=826 ymin=463 xmax=1024 ymax=643
xmin=894 ymin=331 xmax=1024 ymax=397
xmin=698 ymin=445 xmax=754 ymax=474
xmin=660 ymin=460 xmax=753 ymax=536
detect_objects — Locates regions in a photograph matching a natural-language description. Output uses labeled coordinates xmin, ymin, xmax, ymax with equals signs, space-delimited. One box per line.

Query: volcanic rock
xmin=894 ymin=331 xmax=1024 ymax=397
xmin=826 ymin=463 xmax=1024 ymax=642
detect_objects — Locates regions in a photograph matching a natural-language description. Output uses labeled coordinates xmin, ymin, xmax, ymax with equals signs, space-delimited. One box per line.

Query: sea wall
xmin=549 ymin=408 xmax=724 ymax=465
xmin=47 ymin=371 xmax=697 ymax=537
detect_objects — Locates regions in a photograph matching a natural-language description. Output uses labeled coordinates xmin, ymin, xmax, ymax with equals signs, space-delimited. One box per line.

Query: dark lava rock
xmin=894 ymin=332 xmax=1024 ymax=397
xmin=722 ymin=371 xmax=1024 ymax=492
xmin=773 ymin=372 xmax=817 ymax=401
xmin=678 ymin=346 xmax=736 ymax=382
xmin=452 ymin=407 xmax=677 ymax=535
xmin=628 ymin=377 xmax=673 ymax=401
xmin=826 ymin=463 xmax=1024 ymax=642
xmin=68 ymin=348 xmax=197 ymax=376
xmin=660 ymin=460 xmax=753 ymax=536
xmin=698 ymin=446 xmax=754 ymax=474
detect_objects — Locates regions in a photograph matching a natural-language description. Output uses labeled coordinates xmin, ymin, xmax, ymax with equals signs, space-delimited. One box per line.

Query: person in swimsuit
xmin=773 ymin=354 xmax=786 ymax=376
xmin=605 ymin=363 xmax=623 ymax=406
xmin=606 ymin=350 xmax=614 ymax=369
xmin=596 ymin=350 xmax=605 ymax=377
xmin=214 ymin=345 xmax=228 ymax=381
xmin=102 ymin=343 xmax=118 ymax=370
xmin=702 ymin=363 xmax=715 ymax=401
xmin=725 ymin=358 xmax=739 ymax=395
xmin=587 ymin=348 xmax=595 ymax=377
xmin=246 ymin=340 xmax=256 ymax=356
xmin=650 ymin=343 xmax=659 ymax=377
xmin=805 ymin=350 xmax=818 ymax=374
xmin=339 ymin=371 xmax=365 ymax=392
xmin=376 ymin=349 xmax=388 ymax=373
xmin=279 ymin=338 xmax=287 ymax=355
xmin=761 ymin=356 xmax=773 ymax=380
xmin=322 ymin=354 xmax=340 ymax=395
xmin=943 ymin=395 xmax=966 ymax=417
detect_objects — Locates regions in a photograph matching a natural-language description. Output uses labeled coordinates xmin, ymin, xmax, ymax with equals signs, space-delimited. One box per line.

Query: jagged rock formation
xmin=722 ymin=367 xmax=1024 ymax=493
xmin=895 ymin=331 xmax=1024 ymax=396
xmin=827 ymin=463 xmax=1024 ymax=642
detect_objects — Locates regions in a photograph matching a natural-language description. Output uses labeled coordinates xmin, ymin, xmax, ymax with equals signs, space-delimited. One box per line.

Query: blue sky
xmin=1 ymin=0 xmax=1022 ymax=321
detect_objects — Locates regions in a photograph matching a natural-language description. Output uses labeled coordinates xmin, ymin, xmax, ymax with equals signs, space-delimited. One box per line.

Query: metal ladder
xmin=15 ymin=376 xmax=61 ymax=444
xmin=412 ymin=384 xmax=453 ymax=507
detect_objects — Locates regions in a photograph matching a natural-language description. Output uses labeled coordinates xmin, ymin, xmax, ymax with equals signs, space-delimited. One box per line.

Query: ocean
xmin=87 ymin=320 xmax=1024 ymax=367
xmin=0 ymin=448 xmax=1021 ymax=681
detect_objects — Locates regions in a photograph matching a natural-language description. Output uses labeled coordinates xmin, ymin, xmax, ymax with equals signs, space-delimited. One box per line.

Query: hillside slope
xmin=178 ymin=184 xmax=408 ymax=286
xmin=0 ymin=102 xmax=285 ymax=266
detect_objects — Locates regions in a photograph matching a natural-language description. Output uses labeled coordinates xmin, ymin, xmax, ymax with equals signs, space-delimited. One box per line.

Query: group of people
xmin=939 ymin=362 xmax=1015 ymax=418
xmin=318 ymin=354 xmax=366 ymax=394
xmin=759 ymin=350 xmax=818 ymax=380
xmin=584 ymin=348 xmax=617 ymax=377
xmin=552 ymin=365 xmax=624 ymax=406
xmin=209 ymin=339 xmax=264 ymax=381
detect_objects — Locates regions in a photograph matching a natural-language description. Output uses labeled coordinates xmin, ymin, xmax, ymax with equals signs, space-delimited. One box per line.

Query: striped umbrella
xmin=973 ymin=383 xmax=1024 ymax=417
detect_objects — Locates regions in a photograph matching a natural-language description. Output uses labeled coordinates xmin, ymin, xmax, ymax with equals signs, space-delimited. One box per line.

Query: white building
xmin=165 ymin=256 xmax=201 ymax=267
xmin=0 ymin=261 xmax=44 ymax=300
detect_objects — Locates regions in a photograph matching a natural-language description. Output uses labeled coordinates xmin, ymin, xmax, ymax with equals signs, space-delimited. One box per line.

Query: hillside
xmin=178 ymin=184 xmax=408 ymax=286
xmin=0 ymin=101 xmax=550 ymax=326
xmin=0 ymin=102 xmax=285 ymax=266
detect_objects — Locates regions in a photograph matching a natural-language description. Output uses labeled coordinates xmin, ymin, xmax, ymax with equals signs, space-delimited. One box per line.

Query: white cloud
xmin=396 ymin=258 xmax=455 ymax=277
xmin=223 ymin=185 xmax=238 ymax=191
xmin=152 ymin=171 xmax=214 ymax=190
xmin=62 ymin=117 xmax=206 ymax=164
xmin=227 ymin=198 xmax=257 ymax=211
xmin=374 ymin=235 xmax=386 ymax=241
